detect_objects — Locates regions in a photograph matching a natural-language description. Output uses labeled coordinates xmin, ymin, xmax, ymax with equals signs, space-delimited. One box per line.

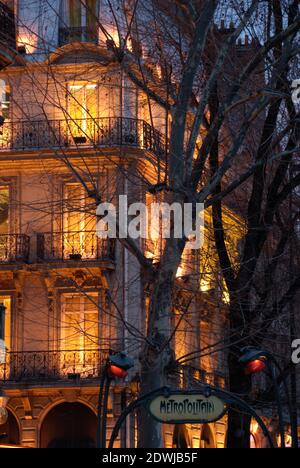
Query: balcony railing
xmin=0 ymin=117 xmax=166 ymax=159
xmin=37 ymin=231 xmax=115 ymax=263
xmin=0 ymin=349 xmax=108 ymax=382
xmin=0 ymin=234 xmax=30 ymax=263
xmin=0 ymin=2 xmax=16 ymax=50
xmin=58 ymin=26 xmax=98 ymax=46
xmin=181 ymin=365 xmax=228 ymax=389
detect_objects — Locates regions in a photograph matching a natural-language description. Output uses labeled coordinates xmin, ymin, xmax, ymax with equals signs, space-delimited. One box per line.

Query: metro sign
xmin=148 ymin=392 xmax=227 ymax=424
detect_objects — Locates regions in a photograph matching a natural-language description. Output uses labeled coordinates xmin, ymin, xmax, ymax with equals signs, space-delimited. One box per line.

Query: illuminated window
xmin=66 ymin=79 xmax=121 ymax=141
xmin=67 ymin=82 xmax=98 ymax=141
xmin=0 ymin=187 xmax=9 ymax=261
xmin=0 ymin=186 xmax=9 ymax=235
xmin=0 ymin=297 xmax=11 ymax=351
xmin=61 ymin=0 xmax=98 ymax=43
xmin=144 ymin=192 xmax=165 ymax=261
xmin=63 ymin=183 xmax=96 ymax=259
xmin=61 ymin=293 xmax=99 ymax=351
xmin=0 ymin=80 xmax=10 ymax=120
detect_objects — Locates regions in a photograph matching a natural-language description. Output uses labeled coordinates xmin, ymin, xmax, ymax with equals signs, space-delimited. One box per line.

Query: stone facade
xmin=0 ymin=0 xmax=245 ymax=449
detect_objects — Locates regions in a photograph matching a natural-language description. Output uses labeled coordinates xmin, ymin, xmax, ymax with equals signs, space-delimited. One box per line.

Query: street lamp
xmin=108 ymin=352 xmax=134 ymax=379
xmin=97 ymin=351 xmax=134 ymax=449
xmin=239 ymin=347 xmax=287 ymax=449
xmin=239 ymin=347 xmax=267 ymax=376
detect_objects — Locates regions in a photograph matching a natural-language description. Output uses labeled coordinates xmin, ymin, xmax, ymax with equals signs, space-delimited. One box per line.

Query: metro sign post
xmin=148 ymin=392 xmax=226 ymax=425
xmin=109 ymin=386 xmax=275 ymax=448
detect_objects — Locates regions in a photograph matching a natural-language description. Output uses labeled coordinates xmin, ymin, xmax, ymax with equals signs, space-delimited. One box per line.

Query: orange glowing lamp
xmin=108 ymin=365 xmax=128 ymax=379
xmin=107 ymin=352 xmax=134 ymax=380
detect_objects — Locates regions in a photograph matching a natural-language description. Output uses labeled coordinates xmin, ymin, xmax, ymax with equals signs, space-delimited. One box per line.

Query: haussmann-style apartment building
xmin=0 ymin=0 xmax=288 ymax=449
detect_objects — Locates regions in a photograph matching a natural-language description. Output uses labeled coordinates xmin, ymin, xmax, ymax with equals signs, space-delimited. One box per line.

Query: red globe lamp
xmin=108 ymin=365 xmax=128 ymax=379
xmin=245 ymin=359 xmax=266 ymax=376
xmin=107 ymin=352 xmax=134 ymax=380
xmin=239 ymin=347 xmax=269 ymax=376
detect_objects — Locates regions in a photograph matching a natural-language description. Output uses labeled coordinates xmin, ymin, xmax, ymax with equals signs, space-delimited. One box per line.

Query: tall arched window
xmin=59 ymin=0 xmax=99 ymax=45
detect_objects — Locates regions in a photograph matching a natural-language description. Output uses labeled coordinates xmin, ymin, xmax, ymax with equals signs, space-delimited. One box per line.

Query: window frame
xmin=60 ymin=292 xmax=100 ymax=352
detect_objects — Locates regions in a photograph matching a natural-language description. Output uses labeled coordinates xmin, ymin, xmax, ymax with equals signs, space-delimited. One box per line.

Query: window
xmin=0 ymin=80 xmax=11 ymax=120
xmin=66 ymin=77 xmax=122 ymax=145
xmin=144 ymin=192 xmax=164 ymax=261
xmin=66 ymin=80 xmax=121 ymax=139
xmin=0 ymin=186 xmax=9 ymax=261
xmin=60 ymin=0 xmax=98 ymax=44
xmin=0 ymin=186 xmax=9 ymax=235
xmin=0 ymin=297 xmax=11 ymax=351
xmin=63 ymin=183 xmax=97 ymax=259
xmin=61 ymin=293 xmax=99 ymax=351
xmin=67 ymin=82 xmax=98 ymax=141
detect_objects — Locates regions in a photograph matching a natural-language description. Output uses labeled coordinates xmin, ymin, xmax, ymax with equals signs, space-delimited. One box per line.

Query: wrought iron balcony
xmin=0 ymin=349 xmax=108 ymax=383
xmin=0 ymin=2 xmax=16 ymax=51
xmin=0 ymin=117 xmax=166 ymax=159
xmin=0 ymin=234 xmax=30 ymax=263
xmin=37 ymin=231 xmax=115 ymax=263
xmin=181 ymin=365 xmax=228 ymax=389
xmin=58 ymin=26 xmax=98 ymax=46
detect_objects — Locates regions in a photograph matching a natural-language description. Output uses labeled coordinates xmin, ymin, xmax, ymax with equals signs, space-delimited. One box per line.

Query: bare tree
xmin=1 ymin=0 xmax=300 ymax=449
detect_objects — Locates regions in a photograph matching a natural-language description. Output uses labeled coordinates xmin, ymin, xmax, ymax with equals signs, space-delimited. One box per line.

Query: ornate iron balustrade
xmin=58 ymin=26 xmax=99 ymax=46
xmin=0 ymin=117 xmax=166 ymax=159
xmin=0 ymin=234 xmax=30 ymax=263
xmin=37 ymin=231 xmax=115 ymax=262
xmin=0 ymin=349 xmax=108 ymax=382
xmin=181 ymin=365 xmax=228 ymax=390
xmin=0 ymin=2 xmax=16 ymax=50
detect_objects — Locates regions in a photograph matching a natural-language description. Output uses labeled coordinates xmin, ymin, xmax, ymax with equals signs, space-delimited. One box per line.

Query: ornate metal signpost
xmin=108 ymin=385 xmax=275 ymax=449
xmin=148 ymin=392 xmax=226 ymax=425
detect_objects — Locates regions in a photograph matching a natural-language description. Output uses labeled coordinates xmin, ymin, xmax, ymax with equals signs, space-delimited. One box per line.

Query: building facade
xmin=0 ymin=0 xmax=286 ymax=449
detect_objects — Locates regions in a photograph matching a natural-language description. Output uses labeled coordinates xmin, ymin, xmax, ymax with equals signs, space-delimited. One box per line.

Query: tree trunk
xmin=137 ymin=348 xmax=170 ymax=448
xmin=137 ymin=246 xmax=182 ymax=448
